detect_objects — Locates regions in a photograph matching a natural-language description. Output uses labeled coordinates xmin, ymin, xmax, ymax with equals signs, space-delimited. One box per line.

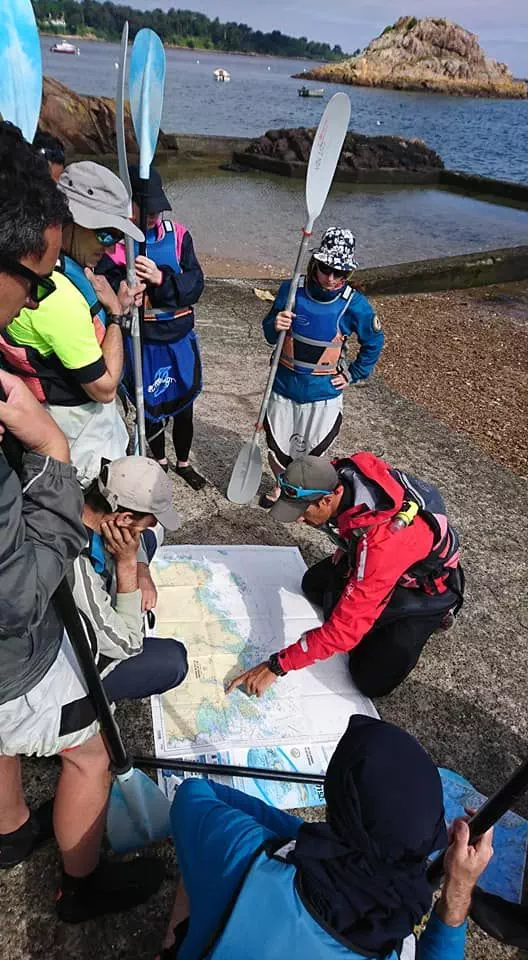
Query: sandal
xmin=175 ymin=465 xmax=206 ymax=491
xmin=259 ymin=492 xmax=280 ymax=510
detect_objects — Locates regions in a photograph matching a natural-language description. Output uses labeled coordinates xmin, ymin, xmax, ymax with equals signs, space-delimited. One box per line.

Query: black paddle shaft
xmin=53 ymin=579 xmax=131 ymax=775
xmin=136 ymin=181 xmax=149 ymax=355
xmin=134 ymin=754 xmax=326 ymax=786
xmin=427 ymin=753 xmax=528 ymax=885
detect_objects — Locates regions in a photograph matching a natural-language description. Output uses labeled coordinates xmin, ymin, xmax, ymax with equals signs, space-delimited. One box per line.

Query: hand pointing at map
xmin=226 ymin=662 xmax=279 ymax=697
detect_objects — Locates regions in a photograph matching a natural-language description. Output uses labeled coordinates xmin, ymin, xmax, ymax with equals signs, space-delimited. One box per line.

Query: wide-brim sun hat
xmin=313 ymin=227 xmax=359 ymax=272
xmin=59 ymin=161 xmax=144 ymax=242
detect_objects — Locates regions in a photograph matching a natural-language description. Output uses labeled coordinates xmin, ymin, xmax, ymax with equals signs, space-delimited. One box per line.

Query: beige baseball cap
xmin=59 ymin=161 xmax=144 ymax=242
xmin=98 ymin=456 xmax=181 ymax=530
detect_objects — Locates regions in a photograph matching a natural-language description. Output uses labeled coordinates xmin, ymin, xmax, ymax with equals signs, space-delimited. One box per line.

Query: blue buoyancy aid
xmin=206 ymin=845 xmax=402 ymax=960
xmin=58 ymin=254 xmax=108 ymax=337
xmin=279 ymin=277 xmax=353 ymax=376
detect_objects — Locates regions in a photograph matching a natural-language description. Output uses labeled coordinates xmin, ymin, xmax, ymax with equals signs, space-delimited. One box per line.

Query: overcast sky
xmin=126 ymin=0 xmax=528 ymax=75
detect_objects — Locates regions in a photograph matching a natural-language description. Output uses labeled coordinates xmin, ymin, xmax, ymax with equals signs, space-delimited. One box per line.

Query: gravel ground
xmin=1 ymin=277 xmax=527 ymax=960
xmin=377 ymin=282 xmax=528 ymax=478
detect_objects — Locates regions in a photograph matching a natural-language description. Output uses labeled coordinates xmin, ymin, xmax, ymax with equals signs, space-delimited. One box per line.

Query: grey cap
xmin=98 ymin=456 xmax=181 ymax=531
xmin=59 ymin=162 xmax=144 ymax=242
xmin=270 ymin=456 xmax=339 ymax=523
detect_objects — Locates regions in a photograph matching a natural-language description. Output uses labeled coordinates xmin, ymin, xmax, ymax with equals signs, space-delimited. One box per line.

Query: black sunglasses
xmin=0 ymin=257 xmax=56 ymax=304
xmin=316 ymin=262 xmax=350 ymax=279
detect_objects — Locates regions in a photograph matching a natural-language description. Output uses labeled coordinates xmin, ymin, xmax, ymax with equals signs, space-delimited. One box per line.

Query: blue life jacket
xmin=142 ymin=220 xmax=195 ymax=341
xmin=58 ymin=254 xmax=108 ymax=332
xmin=206 ymin=844 xmax=403 ymax=960
xmin=279 ymin=277 xmax=353 ymax=377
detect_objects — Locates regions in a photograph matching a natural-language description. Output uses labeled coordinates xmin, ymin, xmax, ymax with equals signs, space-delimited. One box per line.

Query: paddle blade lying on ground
xmin=0 ymin=0 xmax=42 ymax=142
xmin=129 ymin=28 xmax=166 ymax=180
xmin=227 ymin=439 xmax=263 ymax=505
xmin=107 ymin=768 xmax=171 ymax=855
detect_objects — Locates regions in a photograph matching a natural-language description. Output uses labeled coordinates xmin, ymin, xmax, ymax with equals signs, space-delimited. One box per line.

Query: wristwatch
xmin=107 ymin=313 xmax=132 ymax=333
xmin=267 ymin=652 xmax=287 ymax=677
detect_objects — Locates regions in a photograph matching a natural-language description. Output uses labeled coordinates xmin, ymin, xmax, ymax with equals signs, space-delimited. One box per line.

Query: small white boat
xmin=214 ymin=68 xmax=231 ymax=83
xmin=298 ymin=86 xmax=324 ymax=98
xmin=50 ymin=41 xmax=80 ymax=55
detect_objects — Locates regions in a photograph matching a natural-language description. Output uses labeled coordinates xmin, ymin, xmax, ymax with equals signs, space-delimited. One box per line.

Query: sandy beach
xmin=1 ymin=275 xmax=526 ymax=960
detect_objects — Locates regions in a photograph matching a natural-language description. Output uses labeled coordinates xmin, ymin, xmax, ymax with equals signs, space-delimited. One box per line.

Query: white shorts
xmin=264 ymin=392 xmax=343 ymax=469
xmin=47 ymin=398 xmax=129 ymax=488
xmin=0 ymin=635 xmax=99 ymax=758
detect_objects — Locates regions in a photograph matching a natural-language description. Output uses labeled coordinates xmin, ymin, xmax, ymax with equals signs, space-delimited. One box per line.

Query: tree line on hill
xmin=33 ymin=0 xmax=346 ymax=60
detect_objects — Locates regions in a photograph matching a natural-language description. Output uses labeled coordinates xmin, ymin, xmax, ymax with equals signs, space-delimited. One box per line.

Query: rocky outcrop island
xmin=295 ymin=17 xmax=528 ymax=99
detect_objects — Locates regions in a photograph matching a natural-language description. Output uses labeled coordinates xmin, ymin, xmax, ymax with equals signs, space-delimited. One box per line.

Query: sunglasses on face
xmin=316 ymin=262 xmax=350 ymax=279
xmin=0 ymin=257 xmax=56 ymax=304
xmin=95 ymin=229 xmax=123 ymax=247
xmin=278 ymin=472 xmax=334 ymax=501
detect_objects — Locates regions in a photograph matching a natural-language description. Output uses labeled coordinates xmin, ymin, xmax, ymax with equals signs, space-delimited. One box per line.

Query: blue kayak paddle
xmin=116 ymin=21 xmax=147 ymax=456
xmin=0 ymin=0 xmax=42 ymax=142
xmin=129 ymin=28 xmax=166 ymax=257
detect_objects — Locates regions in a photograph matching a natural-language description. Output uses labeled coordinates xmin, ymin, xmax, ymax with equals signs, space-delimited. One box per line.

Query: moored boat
xmin=214 ymin=68 xmax=231 ymax=82
xmin=298 ymin=86 xmax=324 ymax=97
xmin=50 ymin=41 xmax=80 ymax=55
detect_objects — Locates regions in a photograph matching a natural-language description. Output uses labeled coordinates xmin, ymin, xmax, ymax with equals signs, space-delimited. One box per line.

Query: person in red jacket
xmin=228 ymin=453 xmax=464 ymax=699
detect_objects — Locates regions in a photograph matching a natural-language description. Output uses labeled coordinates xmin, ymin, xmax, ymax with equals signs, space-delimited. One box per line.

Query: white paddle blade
xmin=306 ymin=92 xmax=351 ymax=223
xmin=0 ymin=0 xmax=42 ymax=143
xmin=129 ymin=28 xmax=166 ymax=180
xmin=227 ymin=440 xmax=263 ymax=504
xmin=107 ymin=768 xmax=171 ymax=854
xmin=116 ymin=22 xmax=132 ymax=198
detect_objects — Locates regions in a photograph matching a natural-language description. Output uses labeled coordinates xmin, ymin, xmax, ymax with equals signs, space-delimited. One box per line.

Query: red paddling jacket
xmin=278 ymin=453 xmax=461 ymax=672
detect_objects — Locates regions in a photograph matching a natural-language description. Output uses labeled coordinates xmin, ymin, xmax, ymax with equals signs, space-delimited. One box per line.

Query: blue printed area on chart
xmin=439 ymin=768 xmax=528 ymax=903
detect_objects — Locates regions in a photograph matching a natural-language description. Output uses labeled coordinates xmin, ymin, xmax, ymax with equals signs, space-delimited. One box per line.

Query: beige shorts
xmin=0 ymin=634 xmax=99 ymax=758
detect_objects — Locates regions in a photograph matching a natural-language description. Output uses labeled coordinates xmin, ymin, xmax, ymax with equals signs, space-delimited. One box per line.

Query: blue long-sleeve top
xmin=171 ymin=778 xmax=467 ymax=960
xmin=262 ymin=278 xmax=384 ymax=404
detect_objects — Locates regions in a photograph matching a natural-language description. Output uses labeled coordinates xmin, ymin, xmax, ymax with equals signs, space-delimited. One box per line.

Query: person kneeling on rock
xmin=228 ymin=453 xmax=464 ymax=699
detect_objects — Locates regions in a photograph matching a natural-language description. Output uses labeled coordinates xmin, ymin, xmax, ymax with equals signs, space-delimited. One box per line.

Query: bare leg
xmin=162 ymin=877 xmax=190 ymax=950
xmin=0 ymin=756 xmax=30 ymax=833
xmin=266 ymin=451 xmax=282 ymax=501
xmin=54 ymin=733 xmax=111 ymax=877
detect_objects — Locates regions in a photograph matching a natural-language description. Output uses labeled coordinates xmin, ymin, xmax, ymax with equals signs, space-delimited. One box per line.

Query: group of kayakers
xmin=0 ymin=120 xmax=493 ymax=959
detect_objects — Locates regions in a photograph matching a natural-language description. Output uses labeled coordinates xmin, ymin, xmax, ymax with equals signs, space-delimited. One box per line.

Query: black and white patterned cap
xmin=313 ymin=227 xmax=358 ymax=271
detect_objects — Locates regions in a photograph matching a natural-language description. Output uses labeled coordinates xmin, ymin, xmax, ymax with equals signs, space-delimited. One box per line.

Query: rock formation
xmin=295 ymin=17 xmax=527 ymax=99
xmin=38 ymin=76 xmax=176 ymax=155
xmin=244 ymin=126 xmax=444 ymax=172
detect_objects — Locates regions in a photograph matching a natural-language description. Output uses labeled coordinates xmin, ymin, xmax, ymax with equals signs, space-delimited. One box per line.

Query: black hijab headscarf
xmin=293 ymin=715 xmax=447 ymax=957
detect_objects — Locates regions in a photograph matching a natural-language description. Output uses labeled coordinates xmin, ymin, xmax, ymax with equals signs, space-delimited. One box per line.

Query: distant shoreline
xmin=41 ymin=31 xmax=327 ymax=64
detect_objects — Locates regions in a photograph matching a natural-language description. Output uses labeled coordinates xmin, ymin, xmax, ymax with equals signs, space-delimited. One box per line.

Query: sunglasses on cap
xmin=278 ymin=472 xmax=334 ymax=501
xmin=95 ymin=229 xmax=123 ymax=247
xmin=0 ymin=257 xmax=56 ymax=304
xmin=316 ymin=262 xmax=350 ymax=279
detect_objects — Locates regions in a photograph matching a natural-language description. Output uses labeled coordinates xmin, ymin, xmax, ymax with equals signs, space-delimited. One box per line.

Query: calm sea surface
xmin=42 ymin=40 xmax=528 ymax=183
xmin=41 ymin=40 xmax=528 ymax=269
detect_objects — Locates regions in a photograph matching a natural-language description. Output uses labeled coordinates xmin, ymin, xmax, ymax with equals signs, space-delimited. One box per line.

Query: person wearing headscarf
xmin=157 ymin=716 xmax=493 ymax=959
xmin=259 ymin=227 xmax=383 ymax=509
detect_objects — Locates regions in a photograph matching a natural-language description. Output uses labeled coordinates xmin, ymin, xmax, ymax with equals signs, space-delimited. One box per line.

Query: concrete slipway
xmin=1 ymin=278 xmax=527 ymax=960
